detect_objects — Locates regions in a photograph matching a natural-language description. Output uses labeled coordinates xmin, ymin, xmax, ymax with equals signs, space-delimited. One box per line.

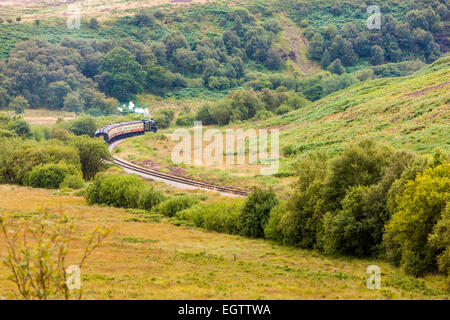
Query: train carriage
xmin=95 ymin=119 xmax=157 ymax=143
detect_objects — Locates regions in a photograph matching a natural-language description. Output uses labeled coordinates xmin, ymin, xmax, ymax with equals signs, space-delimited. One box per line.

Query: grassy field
xmin=0 ymin=184 xmax=449 ymax=300
xmin=254 ymin=56 xmax=450 ymax=156
xmin=114 ymin=130 xmax=294 ymax=194
xmin=114 ymin=58 xmax=449 ymax=193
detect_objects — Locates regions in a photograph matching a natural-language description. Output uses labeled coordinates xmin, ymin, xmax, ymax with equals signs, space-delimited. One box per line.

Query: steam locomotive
xmin=95 ymin=119 xmax=157 ymax=144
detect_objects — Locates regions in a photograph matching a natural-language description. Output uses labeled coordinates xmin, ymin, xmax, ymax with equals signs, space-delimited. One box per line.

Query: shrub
xmin=202 ymin=200 xmax=243 ymax=234
xmin=154 ymin=109 xmax=174 ymax=129
xmin=239 ymin=187 xmax=278 ymax=238
xmin=68 ymin=116 xmax=97 ymax=137
xmin=282 ymin=152 xmax=328 ymax=249
xmin=383 ymin=163 xmax=450 ymax=276
xmin=324 ymin=139 xmax=392 ymax=211
xmin=70 ymin=135 xmax=111 ymax=180
xmin=153 ymin=196 xmax=198 ymax=217
xmin=138 ymin=187 xmax=166 ymax=210
xmin=177 ymin=199 xmax=244 ymax=234
xmin=429 ymin=204 xmax=450 ymax=285
xmin=264 ymin=203 xmax=287 ymax=243
xmin=86 ymin=174 xmax=146 ymax=208
xmin=24 ymin=163 xmax=77 ymax=189
xmin=5 ymin=144 xmax=81 ymax=184
xmin=321 ymin=150 xmax=416 ymax=256
xmin=175 ymin=113 xmax=195 ymax=127
xmin=60 ymin=174 xmax=85 ymax=189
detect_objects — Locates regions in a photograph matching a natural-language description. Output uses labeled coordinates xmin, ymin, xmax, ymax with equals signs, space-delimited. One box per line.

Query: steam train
xmin=95 ymin=119 xmax=157 ymax=144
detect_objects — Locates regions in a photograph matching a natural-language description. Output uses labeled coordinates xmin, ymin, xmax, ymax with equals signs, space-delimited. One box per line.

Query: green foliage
xmin=98 ymin=47 xmax=146 ymax=101
xmin=281 ymin=152 xmax=328 ymax=248
xmin=154 ymin=109 xmax=174 ymax=129
xmin=9 ymin=96 xmax=29 ymax=114
xmin=264 ymin=203 xmax=287 ymax=243
xmin=175 ymin=113 xmax=195 ymax=127
xmin=177 ymin=200 xmax=244 ymax=235
xmin=24 ymin=163 xmax=77 ymax=189
xmin=67 ymin=116 xmax=97 ymax=137
xmin=383 ymin=163 xmax=450 ymax=276
xmin=5 ymin=144 xmax=81 ymax=185
xmin=429 ymin=204 xmax=450 ymax=286
xmin=239 ymin=187 xmax=278 ymax=238
xmin=7 ymin=119 xmax=32 ymax=138
xmin=86 ymin=173 xmax=145 ymax=209
xmin=153 ymin=196 xmax=198 ymax=217
xmin=70 ymin=135 xmax=111 ymax=181
xmin=324 ymin=139 xmax=392 ymax=211
xmin=137 ymin=187 xmax=166 ymax=211
xmin=60 ymin=174 xmax=85 ymax=190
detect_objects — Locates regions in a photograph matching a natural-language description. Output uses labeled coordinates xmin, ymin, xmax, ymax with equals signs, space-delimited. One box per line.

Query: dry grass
xmin=114 ymin=130 xmax=293 ymax=193
xmin=0 ymin=0 xmax=215 ymax=21
xmin=4 ymin=109 xmax=77 ymax=125
xmin=0 ymin=184 xmax=448 ymax=300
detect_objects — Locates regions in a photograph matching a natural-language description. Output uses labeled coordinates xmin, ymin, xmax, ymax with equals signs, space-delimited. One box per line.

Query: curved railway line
xmin=110 ymin=140 xmax=249 ymax=198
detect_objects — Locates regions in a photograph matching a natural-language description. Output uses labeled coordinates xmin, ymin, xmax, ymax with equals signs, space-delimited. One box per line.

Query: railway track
xmin=112 ymin=153 xmax=249 ymax=198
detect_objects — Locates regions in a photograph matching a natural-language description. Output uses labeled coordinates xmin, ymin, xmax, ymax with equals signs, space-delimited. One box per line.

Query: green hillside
xmin=258 ymin=56 xmax=450 ymax=156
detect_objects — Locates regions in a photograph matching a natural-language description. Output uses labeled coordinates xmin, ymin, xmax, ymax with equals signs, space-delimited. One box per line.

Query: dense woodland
xmin=0 ymin=0 xmax=448 ymax=121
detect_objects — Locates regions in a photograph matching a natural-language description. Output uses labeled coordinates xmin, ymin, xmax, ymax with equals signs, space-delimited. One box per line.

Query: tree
xmin=265 ymin=48 xmax=283 ymax=70
xmin=97 ymin=47 xmax=146 ymax=101
xmin=163 ymin=32 xmax=188 ymax=57
xmin=0 ymin=87 xmax=10 ymax=109
xmin=89 ymin=17 xmax=99 ymax=29
xmin=171 ymin=48 xmax=198 ymax=74
xmin=9 ymin=96 xmax=29 ymax=114
xmin=327 ymin=59 xmax=345 ymax=75
xmin=47 ymin=81 xmax=71 ymax=109
xmin=370 ymin=45 xmax=385 ymax=65
xmin=68 ymin=116 xmax=97 ymax=137
xmin=8 ymin=119 xmax=32 ymax=139
xmin=383 ymin=163 xmax=449 ymax=276
xmin=239 ymin=187 xmax=278 ymax=238
xmin=281 ymin=152 xmax=328 ymax=248
xmin=70 ymin=135 xmax=111 ymax=180
xmin=324 ymin=139 xmax=391 ymax=211
xmin=307 ymin=33 xmax=324 ymax=61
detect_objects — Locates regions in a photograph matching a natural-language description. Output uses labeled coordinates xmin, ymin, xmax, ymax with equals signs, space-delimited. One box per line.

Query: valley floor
xmin=0 ymin=185 xmax=448 ymax=300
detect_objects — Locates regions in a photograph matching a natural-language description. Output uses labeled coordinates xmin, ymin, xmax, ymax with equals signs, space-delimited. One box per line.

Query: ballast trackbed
xmin=110 ymin=144 xmax=248 ymax=197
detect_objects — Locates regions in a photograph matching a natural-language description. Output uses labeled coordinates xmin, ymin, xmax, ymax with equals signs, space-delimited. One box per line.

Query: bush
xmin=175 ymin=113 xmax=195 ymax=127
xmin=60 ymin=174 xmax=85 ymax=189
xmin=383 ymin=163 xmax=450 ymax=276
xmin=321 ymin=150 xmax=416 ymax=256
xmin=68 ymin=116 xmax=97 ymax=137
xmin=24 ymin=163 xmax=76 ymax=189
xmin=153 ymin=196 xmax=198 ymax=217
xmin=86 ymin=174 xmax=146 ymax=208
xmin=70 ymin=135 xmax=111 ymax=180
xmin=324 ymin=139 xmax=392 ymax=211
xmin=281 ymin=152 xmax=328 ymax=249
xmin=5 ymin=144 xmax=81 ymax=184
xmin=429 ymin=204 xmax=450 ymax=284
xmin=154 ymin=109 xmax=174 ymax=129
xmin=138 ymin=187 xmax=166 ymax=210
xmin=264 ymin=203 xmax=287 ymax=243
xmin=239 ymin=187 xmax=278 ymax=238
xmin=177 ymin=199 xmax=244 ymax=234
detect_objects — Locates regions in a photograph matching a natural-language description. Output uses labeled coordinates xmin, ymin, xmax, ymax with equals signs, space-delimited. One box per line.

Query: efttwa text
xmin=178 ymin=304 xmax=271 ymax=317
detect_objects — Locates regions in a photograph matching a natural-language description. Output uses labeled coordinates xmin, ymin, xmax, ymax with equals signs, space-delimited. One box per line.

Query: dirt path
xmin=281 ymin=19 xmax=322 ymax=76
